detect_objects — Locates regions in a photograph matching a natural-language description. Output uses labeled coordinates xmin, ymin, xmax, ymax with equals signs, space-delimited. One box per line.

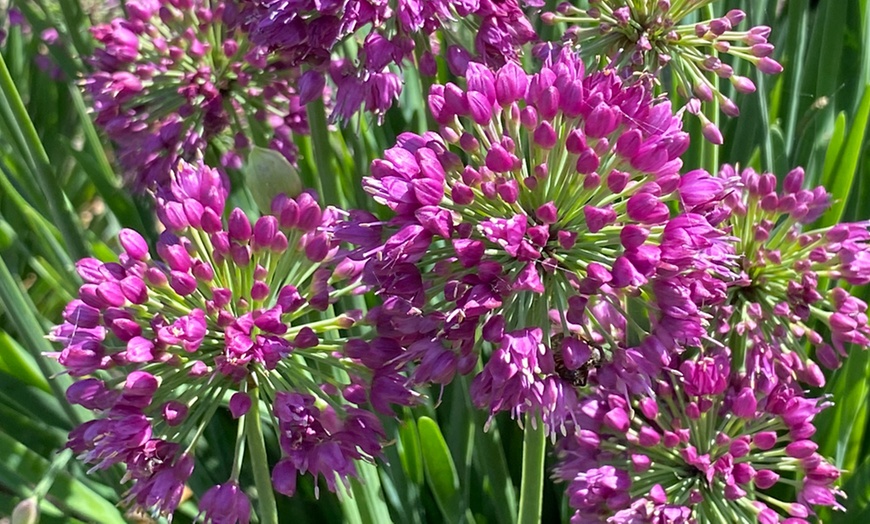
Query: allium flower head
xmin=687 ymin=165 xmax=870 ymax=381
xmin=356 ymin=49 xmax=727 ymax=434
xmin=236 ymin=0 xmax=538 ymax=121
xmin=49 ymin=159 xmax=386 ymax=518
xmin=86 ymin=0 xmax=308 ymax=190
xmin=555 ymin=349 xmax=843 ymax=523
xmin=545 ymin=1 xmax=782 ymax=125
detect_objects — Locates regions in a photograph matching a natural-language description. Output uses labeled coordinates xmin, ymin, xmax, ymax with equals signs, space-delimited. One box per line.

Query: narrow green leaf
xmin=337 ymin=482 xmax=364 ymax=524
xmin=306 ymin=98 xmax=344 ymax=207
xmin=818 ymin=86 xmax=870 ymax=228
xmin=0 ymin=254 xmax=82 ymax=426
xmin=783 ymin=0 xmax=810 ymax=156
xmin=0 ymin=164 xmax=75 ymax=276
xmin=821 ymin=112 xmax=848 ymax=188
xmin=818 ymin=346 xmax=870 ymax=469
xmin=418 ymin=416 xmax=461 ymax=523
xmin=0 ymin=331 xmax=50 ymax=392
xmin=65 ymin=84 xmax=146 ymax=232
xmin=349 ymin=461 xmax=395 ymax=524
xmin=0 ymin=49 xmax=88 ymax=260
xmin=472 ymin=418 xmax=518 ymax=524
xmin=0 ymin=372 xmax=72 ymax=430
xmin=0 ymin=399 xmax=64 ymax=457
xmin=831 ymin=453 xmax=870 ymax=523
xmin=398 ymin=417 xmax=424 ymax=485
xmin=0 ymin=430 xmax=125 ymax=523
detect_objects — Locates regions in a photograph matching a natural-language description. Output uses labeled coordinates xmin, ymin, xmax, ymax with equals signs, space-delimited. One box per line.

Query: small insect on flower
xmin=550 ymin=332 xmax=603 ymax=388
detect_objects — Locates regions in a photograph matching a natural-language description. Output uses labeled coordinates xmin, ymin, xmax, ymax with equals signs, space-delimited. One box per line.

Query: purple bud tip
xmin=119 ymin=229 xmax=149 ymax=260
xmin=485 ymin=144 xmax=516 ymax=173
xmin=228 ymin=393 xmax=251 ymax=420
xmin=163 ymin=400 xmax=189 ymax=426
xmin=536 ymin=202 xmax=558 ymax=224
xmin=726 ymin=9 xmax=746 ymax=26
xmin=783 ymin=167 xmax=805 ymax=193
xmin=702 ymin=121 xmax=723 ymax=145
xmin=228 ymin=208 xmax=252 ymax=242
xmin=757 ymin=57 xmax=783 ymax=75
xmin=731 ymin=75 xmax=757 ymax=94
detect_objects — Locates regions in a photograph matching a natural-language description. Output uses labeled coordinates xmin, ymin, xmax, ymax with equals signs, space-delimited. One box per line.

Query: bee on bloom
xmin=353 ymin=48 xmax=731 ymax=434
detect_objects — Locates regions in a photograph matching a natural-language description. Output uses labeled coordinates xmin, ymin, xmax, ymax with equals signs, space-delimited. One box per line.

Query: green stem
xmin=305 ymin=98 xmax=343 ymax=207
xmin=245 ymin=386 xmax=278 ymax=524
xmin=57 ymin=0 xmax=94 ymax=62
xmin=31 ymin=448 xmax=72 ymax=499
xmin=700 ymin=4 xmax=720 ymax=175
xmin=517 ymin=416 xmax=546 ymax=524
xmin=230 ymin=414 xmax=247 ymax=482
xmin=0 ymin=50 xmax=88 ymax=260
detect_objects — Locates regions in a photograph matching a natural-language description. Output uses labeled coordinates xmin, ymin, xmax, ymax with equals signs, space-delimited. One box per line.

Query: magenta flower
xmin=49 ymin=159 xmax=387 ymax=518
xmin=198 ymin=482 xmax=251 ymax=524
xmin=85 ymin=0 xmax=308 ymax=190
xmin=685 ymin=165 xmax=870 ymax=380
xmin=354 ymin=49 xmax=731 ymax=434
xmin=554 ymin=348 xmax=843 ymax=522
xmin=235 ymin=0 xmax=538 ymax=121
xmin=544 ymin=2 xmax=783 ymax=131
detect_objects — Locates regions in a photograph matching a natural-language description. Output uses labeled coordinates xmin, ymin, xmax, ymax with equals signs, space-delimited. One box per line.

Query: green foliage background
xmin=1 ymin=0 xmax=869 ymax=522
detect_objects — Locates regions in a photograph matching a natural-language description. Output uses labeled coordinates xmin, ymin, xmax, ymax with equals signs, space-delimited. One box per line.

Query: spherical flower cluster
xmin=236 ymin=0 xmax=538 ymax=121
xmin=544 ymin=1 xmax=783 ymax=130
xmin=554 ymin=347 xmax=843 ymax=523
xmin=85 ymin=0 xmax=308 ymax=190
xmin=355 ymin=48 xmax=734 ymax=434
xmin=686 ymin=165 xmax=870 ymax=382
xmin=49 ymin=159 xmax=387 ymax=519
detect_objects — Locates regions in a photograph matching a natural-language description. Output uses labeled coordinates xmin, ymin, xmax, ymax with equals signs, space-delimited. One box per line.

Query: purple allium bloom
xmin=544 ymin=2 xmax=783 ymax=132
xmin=354 ymin=49 xmax=729 ymax=434
xmin=235 ymin=0 xmax=538 ymax=121
xmin=85 ymin=0 xmax=308 ymax=190
xmin=198 ymin=482 xmax=251 ymax=524
xmin=686 ymin=165 xmax=870 ymax=379
xmin=49 ymin=159 xmax=386 ymax=518
xmin=554 ymin=348 xmax=844 ymax=523
xmin=271 ymin=391 xmax=385 ymax=497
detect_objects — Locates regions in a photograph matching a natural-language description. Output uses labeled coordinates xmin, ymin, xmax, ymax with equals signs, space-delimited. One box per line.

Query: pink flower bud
xmin=228 ymin=208 xmax=252 ymax=242
xmin=753 ymin=431 xmax=778 ymax=450
xmin=485 ymin=143 xmax=515 ymax=173
xmin=732 ymin=387 xmax=757 ymax=418
xmin=294 ymin=326 xmax=319 ymax=348
xmin=626 ymin=193 xmax=669 ymax=224
xmin=119 ymin=229 xmax=149 ymax=260
xmin=785 ymin=440 xmax=818 ymax=458
xmin=229 ymin=392 xmax=252 ymax=419
xmin=754 ymin=469 xmax=779 ymax=490
xmin=536 ymin=202 xmax=558 ymax=224
xmin=163 ymin=400 xmax=188 ymax=426
xmin=495 ymin=61 xmax=528 ymax=106
xmin=757 ymin=57 xmax=783 ymax=75
xmin=603 ymin=407 xmax=629 ymax=432
xmin=533 ymin=121 xmax=558 ymax=149
xmin=583 ymin=205 xmax=616 ymax=233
